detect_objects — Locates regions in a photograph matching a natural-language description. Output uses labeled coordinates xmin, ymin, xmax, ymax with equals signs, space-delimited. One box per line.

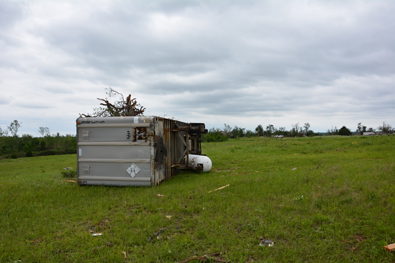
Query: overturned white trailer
xmin=76 ymin=116 xmax=212 ymax=186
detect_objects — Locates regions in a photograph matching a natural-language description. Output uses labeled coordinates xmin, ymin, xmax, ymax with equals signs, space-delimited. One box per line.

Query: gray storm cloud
xmin=0 ymin=0 xmax=394 ymax=135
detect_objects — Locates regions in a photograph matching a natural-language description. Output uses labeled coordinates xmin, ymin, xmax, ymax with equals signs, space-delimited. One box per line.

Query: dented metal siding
xmin=152 ymin=117 xmax=189 ymax=185
xmin=77 ymin=116 xmax=154 ymax=186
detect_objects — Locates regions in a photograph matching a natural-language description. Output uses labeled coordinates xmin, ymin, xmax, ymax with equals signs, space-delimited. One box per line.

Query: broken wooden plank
xmin=64 ymin=179 xmax=76 ymax=183
xmin=208 ymin=184 xmax=230 ymax=193
xmin=384 ymin=243 xmax=395 ymax=252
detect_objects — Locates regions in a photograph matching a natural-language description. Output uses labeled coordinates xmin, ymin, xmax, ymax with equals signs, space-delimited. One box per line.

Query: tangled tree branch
xmin=80 ymin=88 xmax=145 ymax=117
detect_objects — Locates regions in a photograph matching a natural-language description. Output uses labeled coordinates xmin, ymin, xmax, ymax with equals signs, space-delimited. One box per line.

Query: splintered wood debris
xmin=384 ymin=243 xmax=395 ymax=252
xmin=208 ymin=184 xmax=230 ymax=193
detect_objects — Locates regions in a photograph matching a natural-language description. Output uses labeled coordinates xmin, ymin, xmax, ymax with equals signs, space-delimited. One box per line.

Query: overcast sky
xmin=1 ymin=0 xmax=394 ymax=136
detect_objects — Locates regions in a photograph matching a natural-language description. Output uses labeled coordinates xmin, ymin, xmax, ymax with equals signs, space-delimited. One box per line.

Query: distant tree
xmin=327 ymin=126 xmax=339 ymax=135
xmin=203 ymin=128 xmax=228 ymax=142
xmin=266 ymin=124 xmax=275 ymax=136
xmin=223 ymin=123 xmax=233 ymax=136
xmin=230 ymin=126 xmax=245 ymax=138
xmin=38 ymin=127 xmax=44 ymax=137
xmin=356 ymin=122 xmax=367 ymax=135
xmin=306 ymin=130 xmax=315 ymax=137
xmin=245 ymin=130 xmax=256 ymax=137
xmin=377 ymin=122 xmax=392 ymax=134
xmin=0 ymin=126 xmax=3 ymax=137
xmin=255 ymin=124 xmax=264 ymax=136
xmin=278 ymin=127 xmax=287 ymax=136
xmin=356 ymin=122 xmax=363 ymax=135
xmin=293 ymin=122 xmax=299 ymax=131
xmin=8 ymin=120 xmax=21 ymax=137
xmin=291 ymin=123 xmax=300 ymax=137
xmin=303 ymin=123 xmax=310 ymax=135
xmin=339 ymin=126 xmax=352 ymax=136
xmin=38 ymin=127 xmax=50 ymax=137
xmin=367 ymin=127 xmax=375 ymax=132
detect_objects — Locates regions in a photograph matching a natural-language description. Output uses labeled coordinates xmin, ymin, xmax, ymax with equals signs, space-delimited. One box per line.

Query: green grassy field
xmin=1 ymin=135 xmax=395 ymax=262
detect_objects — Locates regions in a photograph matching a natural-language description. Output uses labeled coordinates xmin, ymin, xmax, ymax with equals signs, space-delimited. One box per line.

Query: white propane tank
xmin=185 ymin=154 xmax=212 ymax=172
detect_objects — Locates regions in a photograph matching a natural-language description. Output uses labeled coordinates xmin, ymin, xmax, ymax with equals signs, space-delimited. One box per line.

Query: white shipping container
xmin=76 ymin=116 xmax=210 ymax=186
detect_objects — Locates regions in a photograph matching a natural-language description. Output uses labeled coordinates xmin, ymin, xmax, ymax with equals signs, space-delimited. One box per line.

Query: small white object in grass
xmin=259 ymin=239 xmax=274 ymax=247
xmin=92 ymin=233 xmax=102 ymax=236
xmin=292 ymin=167 xmax=297 ymax=170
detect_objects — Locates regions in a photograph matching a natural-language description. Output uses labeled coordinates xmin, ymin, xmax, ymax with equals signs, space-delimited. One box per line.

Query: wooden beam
xmin=384 ymin=243 xmax=395 ymax=252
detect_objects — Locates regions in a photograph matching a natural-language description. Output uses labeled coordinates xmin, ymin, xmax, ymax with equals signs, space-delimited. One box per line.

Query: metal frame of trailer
xmin=76 ymin=116 xmax=207 ymax=186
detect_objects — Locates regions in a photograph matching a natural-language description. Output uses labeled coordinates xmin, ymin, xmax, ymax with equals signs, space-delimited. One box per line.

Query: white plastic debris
xmin=259 ymin=239 xmax=274 ymax=247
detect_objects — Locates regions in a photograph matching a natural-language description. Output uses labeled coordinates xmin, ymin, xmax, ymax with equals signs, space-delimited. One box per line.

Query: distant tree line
xmin=0 ymin=120 xmax=76 ymax=159
xmin=1 ymin=118 xmax=393 ymax=157
xmin=202 ymin=121 xmax=394 ymax=142
xmin=202 ymin=122 xmax=317 ymax=142
xmin=327 ymin=122 xmax=394 ymax=136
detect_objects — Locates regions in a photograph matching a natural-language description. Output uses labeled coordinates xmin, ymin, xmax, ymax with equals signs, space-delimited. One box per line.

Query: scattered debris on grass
xmin=292 ymin=167 xmax=297 ymax=170
xmin=122 ymin=251 xmax=127 ymax=258
xmin=92 ymin=233 xmax=102 ymax=236
xmin=166 ymin=215 xmax=172 ymax=219
xmin=208 ymin=184 xmax=230 ymax=193
xmin=181 ymin=253 xmax=227 ymax=263
xmin=157 ymin=194 xmax=165 ymax=197
xmin=294 ymin=195 xmax=304 ymax=201
xmin=63 ymin=179 xmax=76 ymax=183
xmin=148 ymin=228 xmax=167 ymax=242
xmin=316 ymin=160 xmax=323 ymax=169
xmin=384 ymin=243 xmax=395 ymax=252
xmin=259 ymin=239 xmax=274 ymax=247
